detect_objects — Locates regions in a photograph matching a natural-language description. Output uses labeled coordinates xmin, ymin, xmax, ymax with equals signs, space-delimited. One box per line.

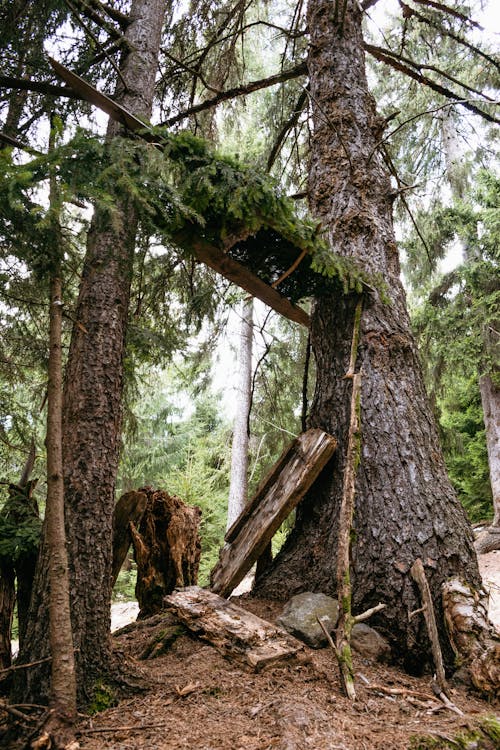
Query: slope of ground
xmin=76 ymin=555 xmax=500 ymax=750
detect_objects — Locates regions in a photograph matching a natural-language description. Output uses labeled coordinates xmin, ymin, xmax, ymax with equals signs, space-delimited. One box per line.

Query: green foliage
xmin=0 ymin=484 xmax=42 ymax=562
xmin=410 ymin=170 xmax=499 ymax=521
xmin=88 ymin=681 xmax=118 ymax=715
xmin=409 ymin=714 xmax=500 ymax=749
xmin=112 ymin=562 xmax=137 ymax=602
xmin=0 ymin=128 xmax=373 ymax=294
xmin=118 ymin=370 xmax=231 ymax=587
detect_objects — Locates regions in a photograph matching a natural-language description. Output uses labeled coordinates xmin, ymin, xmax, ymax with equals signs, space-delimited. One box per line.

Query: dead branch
xmin=353 ymin=602 xmax=386 ymax=624
xmin=159 ymin=63 xmax=308 ymax=127
xmin=335 ymin=367 xmax=362 ymax=700
xmin=364 ymin=44 xmax=499 ymax=125
xmin=410 ymin=558 xmax=447 ymax=694
xmin=409 ymin=0 xmax=483 ymax=30
xmin=0 ymin=75 xmax=78 ymax=99
xmin=399 ymin=2 xmax=497 ymax=70
xmin=267 ymin=88 xmax=308 ymax=171
xmin=0 ymin=655 xmax=52 ymax=677
xmin=78 ymin=722 xmax=172 ymax=734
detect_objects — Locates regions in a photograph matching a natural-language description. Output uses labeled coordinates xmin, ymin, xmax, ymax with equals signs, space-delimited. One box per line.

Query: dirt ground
xmin=75 ymin=555 xmax=500 ymax=750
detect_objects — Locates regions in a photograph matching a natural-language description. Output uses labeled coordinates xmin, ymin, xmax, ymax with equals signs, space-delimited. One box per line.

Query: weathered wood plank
xmin=49 ymin=57 xmax=151 ymax=134
xmin=163 ymin=586 xmax=304 ymax=670
xmin=211 ymin=428 xmax=337 ymax=597
xmin=177 ymin=232 xmax=311 ymax=328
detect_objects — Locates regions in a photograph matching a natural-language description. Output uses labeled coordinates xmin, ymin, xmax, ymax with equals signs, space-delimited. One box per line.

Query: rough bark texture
xmin=253 ymin=2 xmax=480 ymax=672
xmin=442 ymin=578 xmax=500 ymax=695
xmin=226 ymin=297 xmax=254 ymax=531
xmin=0 ymin=562 xmax=14 ymax=671
xmin=18 ymin=0 xmax=167 ymax=704
xmin=131 ymin=488 xmax=201 ymax=618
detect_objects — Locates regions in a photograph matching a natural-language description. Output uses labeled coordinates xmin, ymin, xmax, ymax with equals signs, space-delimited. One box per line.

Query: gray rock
xmin=277 ymin=592 xmax=339 ymax=648
xmin=351 ymin=623 xmax=391 ymax=662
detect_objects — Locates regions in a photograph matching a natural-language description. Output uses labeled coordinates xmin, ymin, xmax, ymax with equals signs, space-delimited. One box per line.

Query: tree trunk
xmin=44 ymin=267 xmax=77 ymax=730
xmin=227 ymin=297 xmax=254 ymax=530
xmin=253 ymin=2 xmax=480 ymax=673
xmin=0 ymin=562 xmax=15 ymax=671
xmin=17 ymin=0 xmax=167 ymax=704
xmin=475 ymin=374 xmax=500 ymax=552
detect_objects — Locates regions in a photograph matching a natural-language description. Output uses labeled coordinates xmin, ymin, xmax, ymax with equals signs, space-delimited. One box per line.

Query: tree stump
xmin=130 ymin=488 xmax=202 ymax=618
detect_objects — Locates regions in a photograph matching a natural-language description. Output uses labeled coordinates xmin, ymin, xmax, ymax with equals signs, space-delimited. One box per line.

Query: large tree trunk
xmin=17 ymin=0 xmax=167 ymax=704
xmin=253 ymin=2 xmax=480 ymax=672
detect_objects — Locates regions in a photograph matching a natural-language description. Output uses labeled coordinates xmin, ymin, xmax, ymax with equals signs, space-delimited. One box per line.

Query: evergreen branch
xmin=408 ymin=0 xmax=483 ymax=30
xmin=364 ymin=44 xmax=500 ymax=125
xmin=399 ymin=1 xmax=499 ymax=71
xmin=267 ymin=88 xmax=308 ymax=171
xmin=159 ymin=63 xmax=308 ymax=127
xmin=0 ymin=75 xmax=79 ymax=100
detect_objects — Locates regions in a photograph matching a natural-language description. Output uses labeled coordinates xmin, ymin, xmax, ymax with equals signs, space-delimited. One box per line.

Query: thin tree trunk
xmin=227 ymin=297 xmax=254 ymax=530
xmin=18 ymin=0 xmax=167 ymax=704
xmin=253 ymin=1 xmax=480 ymax=672
xmin=475 ymin=375 xmax=500 ymax=552
xmin=45 ymin=268 xmax=77 ymax=729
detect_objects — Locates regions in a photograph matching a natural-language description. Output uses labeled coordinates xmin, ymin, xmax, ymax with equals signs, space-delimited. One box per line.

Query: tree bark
xmin=227 ymin=297 xmax=254 ymax=530
xmin=253 ymin=1 xmax=480 ymax=672
xmin=17 ymin=0 xmax=167 ymax=704
xmin=475 ymin=374 xmax=500 ymax=552
xmin=45 ymin=268 xmax=77 ymax=729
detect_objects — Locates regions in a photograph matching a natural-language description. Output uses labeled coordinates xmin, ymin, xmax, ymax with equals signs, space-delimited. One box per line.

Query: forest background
xmin=0 ymin=1 xmax=498 ymax=733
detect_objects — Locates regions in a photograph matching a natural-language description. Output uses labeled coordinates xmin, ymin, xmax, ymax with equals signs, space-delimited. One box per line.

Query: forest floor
xmin=75 ymin=552 xmax=500 ymax=750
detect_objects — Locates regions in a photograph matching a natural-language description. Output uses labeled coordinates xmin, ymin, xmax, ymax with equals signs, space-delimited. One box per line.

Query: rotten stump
xmin=129 ymin=487 xmax=202 ymax=618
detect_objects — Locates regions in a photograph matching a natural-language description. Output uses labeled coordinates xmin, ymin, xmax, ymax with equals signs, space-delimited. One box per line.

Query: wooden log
xmin=210 ymin=428 xmax=337 ymax=597
xmin=164 ymin=586 xmax=304 ymax=670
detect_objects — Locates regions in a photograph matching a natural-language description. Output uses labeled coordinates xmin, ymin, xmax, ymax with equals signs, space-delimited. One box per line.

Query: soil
xmin=74 ymin=554 xmax=500 ymax=750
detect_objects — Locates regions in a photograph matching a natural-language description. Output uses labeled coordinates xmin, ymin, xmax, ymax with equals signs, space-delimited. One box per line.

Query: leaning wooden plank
xmin=176 ymin=232 xmax=311 ymax=329
xmin=211 ymin=428 xmax=337 ymax=597
xmin=164 ymin=586 xmax=304 ymax=670
xmin=49 ymin=57 xmax=151 ymax=134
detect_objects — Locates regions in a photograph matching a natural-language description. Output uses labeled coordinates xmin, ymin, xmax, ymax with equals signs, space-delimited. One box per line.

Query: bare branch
xmin=409 ymin=0 xmax=483 ymax=30
xmin=399 ymin=1 xmax=499 ymax=70
xmin=267 ymin=88 xmax=308 ymax=171
xmin=365 ymin=44 xmax=500 ymax=125
xmin=159 ymin=63 xmax=308 ymax=127
xmin=0 ymin=75 xmax=79 ymax=99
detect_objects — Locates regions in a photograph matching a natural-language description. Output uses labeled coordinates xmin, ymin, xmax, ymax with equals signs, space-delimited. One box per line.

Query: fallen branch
xmin=353 ymin=602 xmax=386 ymax=624
xmin=410 ymin=558 xmax=447 ymax=695
xmin=78 ymin=722 xmax=172 ymax=734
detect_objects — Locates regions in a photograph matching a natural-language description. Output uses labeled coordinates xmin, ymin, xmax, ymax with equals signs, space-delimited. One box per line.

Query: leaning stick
xmin=335 ymin=371 xmax=362 ymax=700
xmin=410 ymin=558 xmax=447 ymax=694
